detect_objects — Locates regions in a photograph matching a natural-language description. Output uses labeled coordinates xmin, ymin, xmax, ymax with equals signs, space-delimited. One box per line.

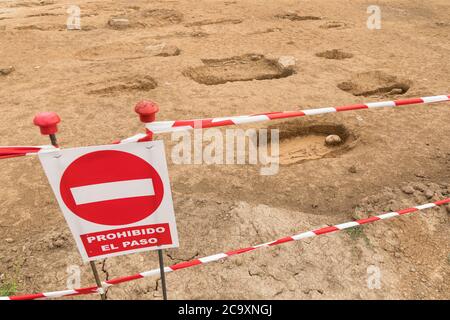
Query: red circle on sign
xmin=60 ymin=150 xmax=164 ymax=226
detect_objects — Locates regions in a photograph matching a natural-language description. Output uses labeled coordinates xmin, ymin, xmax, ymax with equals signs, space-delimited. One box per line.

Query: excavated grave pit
xmin=337 ymin=70 xmax=411 ymax=97
xmin=183 ymin=54 xmax=295 ymax=85
xmin=267 ymin=121 xmax=357 ymax=165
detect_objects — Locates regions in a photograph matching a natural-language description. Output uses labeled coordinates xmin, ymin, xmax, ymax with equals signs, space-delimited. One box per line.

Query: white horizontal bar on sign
xmin=71 ymin=179 xmax=155 ymax=205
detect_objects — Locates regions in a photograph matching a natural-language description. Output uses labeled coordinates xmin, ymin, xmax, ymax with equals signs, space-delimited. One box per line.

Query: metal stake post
xmin=134 ymin=101 xmax=168 ymax=300
xmin=158 ymin=249 xmax=168 ymax=300
xmin=33 ymin=112 xmax=106 ymax=300
xmin=89 ymin=261 xmax=106 ymax=300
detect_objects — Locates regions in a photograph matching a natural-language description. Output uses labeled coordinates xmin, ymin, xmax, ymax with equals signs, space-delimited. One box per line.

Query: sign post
xmin=33 ymin=112 xmax=106 ymax=300
xmin=135 ymin=100 xmax=168 ymax=300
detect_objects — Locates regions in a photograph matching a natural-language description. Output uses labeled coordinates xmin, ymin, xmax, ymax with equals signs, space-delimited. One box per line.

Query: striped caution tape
xmin=137 ymin=94 xmax=450 ymax=136
xmin=2 ymin=94 xmax=449 ymax=149
xmin=0 ymin=145 xmax=58 ymax=159
xmin=1 ymin=198 xmax=448 ymax=300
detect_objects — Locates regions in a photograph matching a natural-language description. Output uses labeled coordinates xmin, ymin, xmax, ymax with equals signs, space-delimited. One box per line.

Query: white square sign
xmin=38 ymin=140 xmax=179 ymax=262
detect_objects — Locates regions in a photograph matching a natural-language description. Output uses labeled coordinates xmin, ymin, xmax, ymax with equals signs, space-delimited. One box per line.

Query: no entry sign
xmin=60 ymin=150 xmax=164 ymax=226
xmin=39 ymin=141 xmax=179 ymax=261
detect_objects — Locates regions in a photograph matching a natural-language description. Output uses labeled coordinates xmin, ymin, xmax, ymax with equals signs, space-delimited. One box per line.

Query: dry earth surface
xmin=0 ymin=0 xmax=449 ymax=299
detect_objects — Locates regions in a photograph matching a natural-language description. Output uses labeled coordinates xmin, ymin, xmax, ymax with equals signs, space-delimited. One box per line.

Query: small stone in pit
xmin=325 ymin=134 xmax=342 ymax=146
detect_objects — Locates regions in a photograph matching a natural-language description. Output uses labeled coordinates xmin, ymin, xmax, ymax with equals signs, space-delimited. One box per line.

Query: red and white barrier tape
xmin=1 ymin=94 xmax=449 ymax=149
xmin=134 ymin=94 xmax=449 ymax=136
xmin=0 ymin=145 xmax=57 ymax=159
xmin=112 ymin=132 xmax=152 ymax=144
xmin=2 ymin=198 xmax=448 ymax=300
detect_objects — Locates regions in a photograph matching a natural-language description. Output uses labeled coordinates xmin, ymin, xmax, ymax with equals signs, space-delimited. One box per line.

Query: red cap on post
xmin=135 ymin=100 xmax=159 ymax=123
xmin=33 ymin=112 xmax=61 ymax=135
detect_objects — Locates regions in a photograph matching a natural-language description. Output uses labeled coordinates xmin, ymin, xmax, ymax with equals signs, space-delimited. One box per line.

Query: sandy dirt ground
xmin=0 ymin=0 xmax=449 ymax=300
